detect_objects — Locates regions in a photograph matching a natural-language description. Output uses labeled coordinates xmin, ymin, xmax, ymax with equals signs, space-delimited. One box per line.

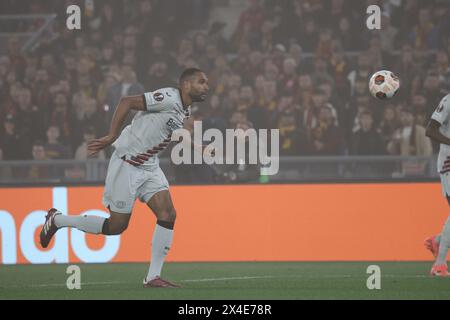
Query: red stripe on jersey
xmin=130 ymin=156 xmax=145 ymax=164
xmin=141 ymin=153 xmax=154 ymax=157
xmin=126 ymin=160 xmax=140 ymax=167
xmin=136 ymin=154 xmax=150 ymax=161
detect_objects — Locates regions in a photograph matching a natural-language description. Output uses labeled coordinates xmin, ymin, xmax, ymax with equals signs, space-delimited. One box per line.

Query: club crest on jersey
xmin=153 ymin=92 xmax=164 ymax=102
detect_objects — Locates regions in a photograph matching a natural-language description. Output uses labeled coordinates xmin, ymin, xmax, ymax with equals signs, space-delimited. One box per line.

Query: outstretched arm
xmin=88 ymin=95 xmax=146 ymax=156
xmin=426 ymin=119 xmax=450 ymax=146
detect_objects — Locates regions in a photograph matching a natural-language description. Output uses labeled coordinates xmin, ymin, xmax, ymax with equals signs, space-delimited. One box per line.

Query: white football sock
xmin=54 ymin=215 xmax=105 ymax=234
xmin=147 ymin=224 xmax=173 ymax=280
xmin=436 ymin=216 xmax=450 ymax=265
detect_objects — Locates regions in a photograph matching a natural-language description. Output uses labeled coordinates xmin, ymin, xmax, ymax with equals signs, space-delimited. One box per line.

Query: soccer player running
xmin=425 ymin=93 xmax=450 ymax=277
xmin=39 ymin=68 xmax=209 ymax=287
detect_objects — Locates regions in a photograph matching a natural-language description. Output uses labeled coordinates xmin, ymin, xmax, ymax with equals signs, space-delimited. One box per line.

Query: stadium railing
xmin=0 ymin=14 xmax=57 ymax=54
xmin=0 ymin=155 xmax=438 ymax=186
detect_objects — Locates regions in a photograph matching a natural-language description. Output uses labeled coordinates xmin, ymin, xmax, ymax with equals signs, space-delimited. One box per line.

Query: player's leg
xmin=431 ymin=195 xmax=450 ymax=275
xmin=55 ymin=209 xmax=130 ymax=234
xmin=136 ymin=166 xmax=179 ymax=287
xmin=424 ymin=194 xmax=449 ymax=257
xmin=429 ymin=175 xmax=450 ymax=276
xmin=144 ymin=190 xmax=179 ymax=287
xmin=40 ymin=207 xmax=131 ymax=248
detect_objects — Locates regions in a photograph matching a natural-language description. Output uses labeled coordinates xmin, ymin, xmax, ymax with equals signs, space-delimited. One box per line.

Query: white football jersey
xmin=112 ymin=87 xmax=190 ymax=170
xmin=431 ymin=94 xmax=450 ymax=173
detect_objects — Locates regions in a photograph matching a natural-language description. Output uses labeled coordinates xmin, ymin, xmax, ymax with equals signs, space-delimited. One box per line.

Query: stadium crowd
xmin=0 ymin=0 xmax=449 ymax=177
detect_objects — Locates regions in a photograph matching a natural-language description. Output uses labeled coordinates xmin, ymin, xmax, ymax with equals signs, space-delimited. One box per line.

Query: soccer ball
xmin=369 ymin=70 xmax=400 ymax=100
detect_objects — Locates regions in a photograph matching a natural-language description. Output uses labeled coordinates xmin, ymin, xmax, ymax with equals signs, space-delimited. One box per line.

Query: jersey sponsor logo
xmin=166 ymin=118 xmax=178 ymax=131
xmin=153 ymin=92 xmax=164 ymax=102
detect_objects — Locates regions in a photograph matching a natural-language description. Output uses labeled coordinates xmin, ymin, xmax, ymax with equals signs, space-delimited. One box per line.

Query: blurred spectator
xmin=379 ymin=105 xmax=400 ymax=146
xmin=0 ymin=147 xmax=13 ymax=181
xmin=45 ymin=126 xmax=71 ymax=159
xmin=238 ymin=85 xmax=269 ymax=130
xmin=279 ymin=57 xmax=298 ymax=96
xmin=71 ymin=97 xmax=107 ymax=148
xmin=14 ymin=88 xmax=45 ymax=154
xmin=232 ymin=0 xmax=266 ymax=49
xmin=49 ymin=92 xmax=72 ymax=144
xmin=351 ymin=111 xmax=385 ymax=155
xmin=203 ymin=94 xmax=227 ymax=133
xmin=0 ymin=114 xmax=28 ymax=159
xmin=307 ymin=106 xmax=345 ymax=155
xmin=410 ymin=8 xmax=440 ymax=50
xmin=106 ymin=65 xmax=145 ymax=120
xmin=173 ymin=116 xmax=216 ymax=184
xmin=75 ymin=127 xmax=105 ymax=160
xmin=423 ymin=72 xmax=447 ymax=114
xmin=347 ymin=52 xmax=374 ymax=96
xmin=218 ymin=120 xmax=260 ymax=183
xmin=28 ymin=140 xmax=49 ymax=180
xmin=387 ymin=108 xmax=432 ymax=156
xmin=278 ymin=112 xmax=307 ymax=156
xmin=145 ymin=61 xmax=175 ymax=90
xmin=31 ymin=69 xmax=51 ymax=114
xmin=435 ymin=50 xmax=450 ymax=89
xmin=380 ymin=14 xmax=399 ymax=52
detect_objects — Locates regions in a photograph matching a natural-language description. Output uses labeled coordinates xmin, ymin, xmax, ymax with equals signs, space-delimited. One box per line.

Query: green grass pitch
xmin=0 ymin=262 xmax=449 ymax=300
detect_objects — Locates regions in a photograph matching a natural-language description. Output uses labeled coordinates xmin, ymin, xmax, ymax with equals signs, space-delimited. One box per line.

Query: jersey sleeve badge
xmin=153 ymin=92 xmax=164 ymax=102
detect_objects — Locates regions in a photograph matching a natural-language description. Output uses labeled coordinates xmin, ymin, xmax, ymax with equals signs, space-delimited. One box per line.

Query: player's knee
xmin=160 ymin=207 xmax=176 ymax=223
xmin=167 ymin=207 xmax=177 ymax=222
xmin=111 ymin=223 xmax=128 ymax=235
xmin=103 ymin=219 xmax=129 ymax=235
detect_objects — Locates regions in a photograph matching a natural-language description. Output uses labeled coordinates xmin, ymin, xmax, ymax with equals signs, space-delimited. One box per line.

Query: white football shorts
xmin=102 ymin=151 xmax=169 ymax=214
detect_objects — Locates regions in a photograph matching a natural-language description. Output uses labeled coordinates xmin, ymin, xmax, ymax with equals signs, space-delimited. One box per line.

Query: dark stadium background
xmin=0 ymin=0 xmax=448 ymax=185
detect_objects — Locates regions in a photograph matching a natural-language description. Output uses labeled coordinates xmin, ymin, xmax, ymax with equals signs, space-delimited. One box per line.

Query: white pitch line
xmin=0 ymin=281 xmax=124 ymax=289
xmin=0 ymin=274 xmax=440 ymax=290
xmin=181 ymin=275 xmax=276 ymax=282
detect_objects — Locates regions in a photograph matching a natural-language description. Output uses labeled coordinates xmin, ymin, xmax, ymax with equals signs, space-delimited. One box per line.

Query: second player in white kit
xmin=425 ymin=93 xmax=450 ymax=276
xmin=430 ymin=94 xmax=450 ymax=197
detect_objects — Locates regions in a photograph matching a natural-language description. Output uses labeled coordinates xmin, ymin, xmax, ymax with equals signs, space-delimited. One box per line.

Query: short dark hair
xmin=179 ymin=68 xmax=203 ymax=85
xmin=33 ymin=140 xmax=45 ymax=148
xmin=360 ymin=110 xmax=373 ymax=118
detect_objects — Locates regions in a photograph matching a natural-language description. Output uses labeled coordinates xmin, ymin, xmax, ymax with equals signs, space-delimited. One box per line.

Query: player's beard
xmin=191 ymin=92 xmax=207 ymax=102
